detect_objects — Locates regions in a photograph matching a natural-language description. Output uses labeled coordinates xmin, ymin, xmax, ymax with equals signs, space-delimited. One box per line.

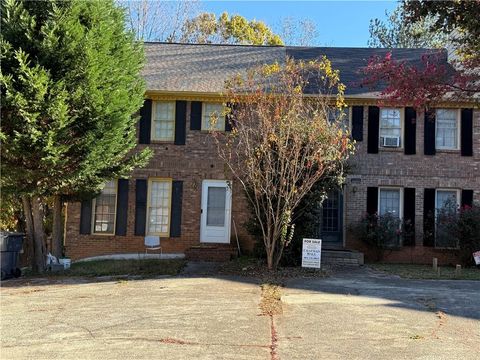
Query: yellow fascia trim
xmin=145 ymin=90 xmax=479 ymax=109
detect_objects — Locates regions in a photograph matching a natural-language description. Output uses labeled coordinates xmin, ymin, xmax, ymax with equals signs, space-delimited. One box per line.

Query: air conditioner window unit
xmin=382 ymin=136 xmax=400 ymax=147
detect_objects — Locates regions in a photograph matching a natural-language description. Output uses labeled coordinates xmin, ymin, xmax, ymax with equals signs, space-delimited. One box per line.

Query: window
xmin=436 ymin=109 xmax=459 ymax=150
xmin=328 ymin=107 xmax=350 ymax=132
xmin=147 ymin=179 xmax=172 ymax=236
xmin=202 ymin=103 xmax=225 ymax=131
xmin=379 ymin=108 xmax=402 ymax=147
xmin=207 ymin=187 xmax=227 ymax=226
xmin=152 ymin=101 xmax=175 ymax=141
xmin=435 ymin=189 xmax=459 ymax=248
xmin=92 ymin=180 xmax=117 ymax=235
xmin=435 ymin=190 xmax=459 ymax=215
xmin=379 ymin=188 xmax=401 ymax=218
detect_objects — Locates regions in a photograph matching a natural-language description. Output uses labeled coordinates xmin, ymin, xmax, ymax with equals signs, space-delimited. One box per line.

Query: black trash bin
xmin=1 ymin=232 xmax=24 ymax=280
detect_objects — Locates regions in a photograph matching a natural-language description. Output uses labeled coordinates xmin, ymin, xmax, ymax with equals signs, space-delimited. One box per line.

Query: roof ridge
xmin=143 ymin=41 xmax=445 ymax=52
xmin=143 ymin=41 xmax=284 ymax=48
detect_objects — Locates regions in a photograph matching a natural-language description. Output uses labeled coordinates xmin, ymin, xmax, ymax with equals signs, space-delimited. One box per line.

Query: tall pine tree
xmin=1 ymin=0 xmax=152 ymax=270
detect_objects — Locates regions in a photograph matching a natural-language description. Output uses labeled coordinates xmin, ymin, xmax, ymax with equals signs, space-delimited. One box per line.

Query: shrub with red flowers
xmin=441 ymin=203 xmax=480 ymax=267
xmin=351 ymin=212 xmax=413 ymax=261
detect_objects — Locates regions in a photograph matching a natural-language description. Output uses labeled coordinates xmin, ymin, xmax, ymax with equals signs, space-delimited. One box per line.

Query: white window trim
xmin=151 ymin=101 xmax=176 ymax=142
xmin=434 ymin=188 xmax=461 ymax=249
xmin=379 ymin=107 xmax=404 ymax=149
xmin=435 ymin=108 xmax=460 ymax=150
xmin=92 ymin=180 xmax=118 ymax=236
xmin=201 ymin=102 xmax=226 ymax=132
xmin=146 ymin=177 xmax=173 ymax=237
xmin=378 ymin=186 xmax=404 ymax=220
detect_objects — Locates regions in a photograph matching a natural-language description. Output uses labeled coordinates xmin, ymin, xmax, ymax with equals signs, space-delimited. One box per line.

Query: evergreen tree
xmin=1 ymin=0 xmax=152 ymax=270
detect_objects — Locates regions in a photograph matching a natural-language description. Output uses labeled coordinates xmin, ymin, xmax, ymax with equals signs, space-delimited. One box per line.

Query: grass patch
xmin=42 ymin=259 xmax=186 ymax=278
xmin=369 ymin=263 xmax=480 ymax=280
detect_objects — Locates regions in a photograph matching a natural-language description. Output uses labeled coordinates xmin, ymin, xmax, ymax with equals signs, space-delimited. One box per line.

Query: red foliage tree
xmin=361 ymin=51 xmax=479 ymax=109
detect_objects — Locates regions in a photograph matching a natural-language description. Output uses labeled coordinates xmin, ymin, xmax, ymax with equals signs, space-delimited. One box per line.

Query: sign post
xmin=302 ymin=238 xmax=322 ymax=269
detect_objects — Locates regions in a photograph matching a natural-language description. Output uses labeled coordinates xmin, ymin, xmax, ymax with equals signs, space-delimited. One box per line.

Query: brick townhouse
xmin=64 ymin=43 xmax=479 ymax=264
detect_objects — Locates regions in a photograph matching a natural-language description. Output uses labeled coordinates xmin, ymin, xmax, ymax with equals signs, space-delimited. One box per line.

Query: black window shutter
xmin=403 ymin=188 xmax=416 ymax=246
xmin=424 ymin=109 xmax=436 ymax=155
xmin=367 ymin=106 xmax=379 ymax=154
xmin=139 ymin=99 xmax=152 ymax=144
xmin=351 ymin=106 xmax=364 ymax=141
xmin=460 ymin=108 xmax=473 ymax=156
xmin=170 ymin=180 xmax=183 ymax=237
xmin=367 ymin=187 xmax=378 ymax=215
xmin=404 ymin=107 xmax=417 ymax=155
xmin=79 ymin=199 xmax=92 ymax=235
xmin=225 ymin=103 xmax=236 ymax=132
xmin=115 ymin=179 xmax=129 ymax=236
xmin=134 ymin=179 xmax=148 ymax=236
xmin=174 ymin=101 xmax=187 ymax=145
xmin=190 ymin=101 xmax=202 ymax=130
xmin=461 ymin=189 xmax=474 ymax=208
xmin=423 ymin=188 xmax=436 ymax=247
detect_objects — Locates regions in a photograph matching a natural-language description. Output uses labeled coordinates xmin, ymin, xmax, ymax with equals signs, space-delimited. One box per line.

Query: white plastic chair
xmin=144 ymin=235 xmax=162 ymax=255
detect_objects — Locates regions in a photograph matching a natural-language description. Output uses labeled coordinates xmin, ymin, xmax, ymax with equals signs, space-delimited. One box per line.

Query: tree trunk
xmin=51 ymin=195 xmax=64 ymax=258
xmin=31 ymin=196 xmax=46 ymax=272
xmin=21 ymin=196 xmax=35 ymax=270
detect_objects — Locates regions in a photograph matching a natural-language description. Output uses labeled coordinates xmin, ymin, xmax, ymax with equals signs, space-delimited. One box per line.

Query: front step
xmin=322 ymin=249 xmax=364 ymax=266
xmin=185 ymin=244 xmax=237 ymax=262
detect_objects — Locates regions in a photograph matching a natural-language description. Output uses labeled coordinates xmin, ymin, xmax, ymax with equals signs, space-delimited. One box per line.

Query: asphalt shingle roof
xmin=144 ymin=42 xmax=448 ymax=97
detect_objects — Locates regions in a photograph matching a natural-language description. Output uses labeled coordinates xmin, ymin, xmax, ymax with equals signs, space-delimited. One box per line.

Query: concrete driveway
xmin=1 ymin=268 xmax=479 ymax=359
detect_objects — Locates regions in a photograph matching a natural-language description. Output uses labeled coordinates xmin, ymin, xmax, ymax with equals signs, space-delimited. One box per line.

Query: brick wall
xmin=65 ymin=101 xmax=254 ymax=261
xmin=65 ymin=102 xmax=479 ymax=264
xmin=344 ymin=107 xmax=480 ymax=265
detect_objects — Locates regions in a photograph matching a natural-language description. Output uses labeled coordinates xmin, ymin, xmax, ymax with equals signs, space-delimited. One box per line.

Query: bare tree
xmin=213 ymin=59 xmax=353 ymax=269
xmin=120 ymin=0 xmax=200 ymax=41
xmin=277 ymin=17 xmax=319 ymax=46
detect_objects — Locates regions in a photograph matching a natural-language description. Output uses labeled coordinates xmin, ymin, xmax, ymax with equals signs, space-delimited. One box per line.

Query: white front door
xmin=200 ymin=180 xmax=232 ymax=243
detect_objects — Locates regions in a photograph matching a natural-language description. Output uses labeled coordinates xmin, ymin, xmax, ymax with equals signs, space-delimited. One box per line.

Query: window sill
xmin=436 ymin=148 xmax=460 ymax=154
xmin=379 ymin=147 xmax=403 ymax=152
xmin=150 ymin=140 xmax=175 ymax=144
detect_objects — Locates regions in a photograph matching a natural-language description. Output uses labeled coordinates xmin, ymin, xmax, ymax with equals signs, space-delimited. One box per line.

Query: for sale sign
xmin=473 ymin=251 xmax=480 ymax=266
xmin=302 ymin=238 xmax=322 ymax=269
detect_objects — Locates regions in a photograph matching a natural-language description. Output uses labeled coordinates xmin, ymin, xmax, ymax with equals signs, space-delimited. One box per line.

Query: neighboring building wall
xmin=344 ymin=107 xmax=480 ymax=265
xmin=65 ymin=100 xmax=254 ymax=260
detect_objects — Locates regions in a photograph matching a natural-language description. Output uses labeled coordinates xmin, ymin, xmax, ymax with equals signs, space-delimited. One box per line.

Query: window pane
xmin=380 ymin=108 xmax=401 ymax=143
xmin=436 ymin=191 xmax=457 ymax=212
xmin=203 ymin=103 xmax=225 ymax=131
xmin=152 ymin=101 xmax=175 ymax=141
xmin=207 ymin=187 xmax=226 ymax=226
xmin=379 ymin=189 xmax=400 ymax=218
xmin=147 ymin=180 xmax=171 ymax=235
xmin=436 ymin=190 xmax=458 ymax=247
xmin=328 ymin=107 xmax=349 ymax=132
xmin=436 ymin=109 xmax=457 ymax=149
xmin=93 ymin=180 xmax=117 ymax=234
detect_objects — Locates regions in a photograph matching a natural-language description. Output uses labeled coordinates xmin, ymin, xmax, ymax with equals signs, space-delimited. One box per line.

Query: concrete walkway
xmin=1 ymin=267 xmax=479 ymax=359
